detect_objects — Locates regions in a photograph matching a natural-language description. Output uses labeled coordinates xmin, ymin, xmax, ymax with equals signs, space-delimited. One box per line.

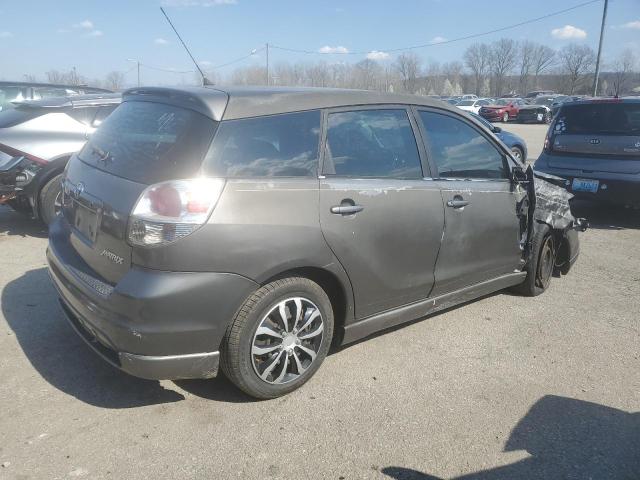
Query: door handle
xmin=446 ymin=198 xmax=469 ymax=209
xmin=330 ymin=204 xmax=364 ymax=215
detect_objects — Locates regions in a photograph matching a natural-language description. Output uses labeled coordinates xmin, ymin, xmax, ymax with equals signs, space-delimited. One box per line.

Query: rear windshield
xmin=203 ymin=110 xmax=320 ymax=177
xmin=555 ymin=102 xmax=640 ymax=136
xmin=78 ymin=101 xmax=217 ymax=184
xmin=0 ymin=108 xmax=46 ymax=127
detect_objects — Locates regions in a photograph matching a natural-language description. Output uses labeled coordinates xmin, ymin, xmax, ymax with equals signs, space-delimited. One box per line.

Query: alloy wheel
xmin=251 ymin=297 xmax=324 ymax=385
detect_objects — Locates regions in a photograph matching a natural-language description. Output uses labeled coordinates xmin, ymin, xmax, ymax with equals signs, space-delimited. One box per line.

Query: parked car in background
xmin=48 ymin=86 xmax=581 ymax=399
xmin=525 ymin=90 xmax=556 ymax=100
xmin=550 ymin=95 xmax=587 ymax=117
xmin=0 ymin=94 xmax=121 ymax=225
xmin=517 ymin=95 xmax=557 ymax=124
xmin=456 ymin=98 xmax=492 ymax=114
xmin=470 ymin=112 xmax=528 ymax=163
xmin=445 ymin=98 xmax=461 ymax=105
xmin=479 ymin=98 xmax=526 ymax=122
xmin=0 ymin=81 xmax=112 ymax=112
xmin=535 ymin=98 xmax=640 ymax=207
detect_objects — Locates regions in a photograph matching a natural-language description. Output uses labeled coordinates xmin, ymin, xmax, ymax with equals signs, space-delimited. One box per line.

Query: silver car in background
xmin=0 ymin=94 xmax=121 ymax=225
xmin=535 ymin=98 xmax=640 ymax=208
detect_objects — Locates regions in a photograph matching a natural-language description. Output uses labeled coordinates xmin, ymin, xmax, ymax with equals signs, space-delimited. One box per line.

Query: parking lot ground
xmin=1 ymin=123 xmax=639 ymax=479
xmin=500 ymin=122 xmax=548 ymax=163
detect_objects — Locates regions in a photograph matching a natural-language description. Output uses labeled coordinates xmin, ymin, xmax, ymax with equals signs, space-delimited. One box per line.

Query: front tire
xmin=502 ymin=112 xmax=510 ymax=123
xmin=512 ymin=223 xmax=556 ymax=297
xmin=39 ymin=173 xmax=63 ymax=227
xmin=221 ymin=277 xmax=334 ymax=399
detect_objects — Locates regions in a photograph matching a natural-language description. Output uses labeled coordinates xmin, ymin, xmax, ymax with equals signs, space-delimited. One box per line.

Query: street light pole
xmin=127 ymin=59 xmax=141 ymax=87
xmin=266 ymin=43 xmax=270 ymax=86
xmin=592 ymin=0 xmax=609 ymax=97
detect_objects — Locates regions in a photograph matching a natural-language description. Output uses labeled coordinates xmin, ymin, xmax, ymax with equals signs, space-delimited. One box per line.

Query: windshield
xmin=78 ymin=101 xmax=217 ymax=184
xmin=534 ymin=97 xmax=554 ymax=106
xmin=458 ymin=100 xmax=474 ymax=106
xmin=495 ymin=99 xmax=511 ymax=106
xmin=554 ymin=102 xmax=640 ymax=136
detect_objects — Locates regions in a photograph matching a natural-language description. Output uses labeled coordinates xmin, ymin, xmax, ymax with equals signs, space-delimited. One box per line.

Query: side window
xmin=92 ymin=105 xmax=117 ymax=127
xmin=324 ymin=109 xmax=422 ymax=178
xmin=204 ymin=110 xmax=320 ymax=177
xmin=419 ymin=111 xmax=508 ymax=180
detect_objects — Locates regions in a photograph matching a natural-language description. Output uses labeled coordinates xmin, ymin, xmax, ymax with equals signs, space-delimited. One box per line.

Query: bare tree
xmin=463 ymin=43 xmax=491 ymax=96
xmin=531 ymin=44 xmax=556 ymax=88
xmin=46 ymin=70 xmax=66 ymax=84
xmin=23 ymin=74 xmax=37 ymax=82
xmin=611 ymin=49 xmax=636 ymax=96
xmin=518 ymin=41 xmax=536 ymax=95
xmin=104 ymin=71 xmax=125 ymax=91
xmin=558 ymin=44 xmax=596 ymax=94
xmin=394 ymin=53 xmax=421 ymax=93
xmin=490 ymin=39 xmax=518 ymax=97
xmin=307 ymin=62 xmax=331 ymax=87
xmin=353 ymin=59 xmax=382 ymax=90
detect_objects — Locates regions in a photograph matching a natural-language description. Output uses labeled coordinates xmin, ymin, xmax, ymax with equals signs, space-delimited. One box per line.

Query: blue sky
xmin=0 ymin=0 xmax=638 ymax=86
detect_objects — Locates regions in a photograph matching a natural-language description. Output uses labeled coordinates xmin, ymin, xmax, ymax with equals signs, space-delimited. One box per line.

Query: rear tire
xmin=512 ymin=223 xmax=556 ymax=297
xmin=511 ymin=146 xmax=524 ymax=163
xmin=221 ymin=277 xmax=334 ymax=399
xmin=39 ymin=173 xmax=63 ymax=227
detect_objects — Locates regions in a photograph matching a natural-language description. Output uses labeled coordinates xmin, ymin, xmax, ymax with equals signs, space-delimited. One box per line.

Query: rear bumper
xmin=534 ymin=164 xmax=640 ymax=207
xmin=47 ymin=216 xmax=259 ymax=380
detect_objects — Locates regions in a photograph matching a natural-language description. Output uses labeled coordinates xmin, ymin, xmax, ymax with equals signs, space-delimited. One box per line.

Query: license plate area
xmin=73 ymin=200 xmax=99 ymax=244
xmin=572 ymin=178 xmax=599 ymax=193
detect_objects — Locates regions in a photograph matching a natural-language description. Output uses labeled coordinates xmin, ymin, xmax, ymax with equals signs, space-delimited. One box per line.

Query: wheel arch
xmin=260 ymin=265 xmax=355 ymax=346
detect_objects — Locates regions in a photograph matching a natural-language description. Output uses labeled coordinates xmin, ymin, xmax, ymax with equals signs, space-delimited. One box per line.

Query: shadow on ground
xmin=571 ymin=199 xmax=640 ymax=230
xmin=382 ymin=395 xmax=640 ymax=480
xmin=2 ymin=267 xmax=185 ymax=408
xmin=0 ymin=206 xmax=48 ymax=238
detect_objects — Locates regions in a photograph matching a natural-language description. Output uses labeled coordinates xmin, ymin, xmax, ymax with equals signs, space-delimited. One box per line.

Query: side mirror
xmin=493 ymin=126 xmax=502 ymax=133
xmin=511 ymin=165 xmax=528 ymax=183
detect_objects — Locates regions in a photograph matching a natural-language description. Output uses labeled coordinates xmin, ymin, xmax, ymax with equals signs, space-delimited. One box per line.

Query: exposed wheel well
xmin=263 ymin=267 xmax=349 ymax=345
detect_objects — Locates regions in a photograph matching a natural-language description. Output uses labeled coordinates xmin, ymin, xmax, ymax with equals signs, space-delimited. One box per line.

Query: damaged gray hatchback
xmin=47 ymin=87 xmax=585 ymax=399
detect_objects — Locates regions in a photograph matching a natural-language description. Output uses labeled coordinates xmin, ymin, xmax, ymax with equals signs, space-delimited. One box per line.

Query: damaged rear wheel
xmin=512 ymin=223 xmax=555 ymax=297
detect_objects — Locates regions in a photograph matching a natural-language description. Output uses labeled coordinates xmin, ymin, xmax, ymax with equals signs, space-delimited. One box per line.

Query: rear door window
xmin=78 ymin=101 xmax=217 ymax=184
xmin=204 ymin=110 xmax=320 ymax=177
xmin=419 ymin=111 xmax=508 ymax=179
xmin=323 ymin=109 xmax=422 ymax=178
xmin=555 ymin=102 xmax=640 ymax=136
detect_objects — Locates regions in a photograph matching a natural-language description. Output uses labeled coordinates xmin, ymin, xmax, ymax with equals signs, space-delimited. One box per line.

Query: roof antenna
xmin=160 ymin=7 xmax=213 ymax=86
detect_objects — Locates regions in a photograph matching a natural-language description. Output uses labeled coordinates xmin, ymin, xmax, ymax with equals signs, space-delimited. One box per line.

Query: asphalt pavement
xmin=0 ymin=123 xmax=639 ymax=479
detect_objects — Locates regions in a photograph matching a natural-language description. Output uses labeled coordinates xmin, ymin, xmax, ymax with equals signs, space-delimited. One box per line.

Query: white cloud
xmin=551 ymin=25 xmax=587 ymax=40
xmin=162 ymin=0 xmax=237 ymax=6
xmin=366 ymin=50 xmax=389 ymax=61
xmin=87 ymin=30 xmax=103 ymax=37
xmin=0 ymin=31 xmax=13 ymax=38
xmin=620 ymin=20 xmax=640 ymax=29
xmin=318 ymin=45 xmax=349 ymax=54
xmin=155 ymin=38 xmax=169 ymax=45
xmin=429 ymin=36 xmax=447 ymax=44
xmin=73 ymin=20 xmax=94 ymax=29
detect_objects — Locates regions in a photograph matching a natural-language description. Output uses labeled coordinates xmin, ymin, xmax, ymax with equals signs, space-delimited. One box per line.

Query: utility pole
xmin=266 ymin=43 xmax=270 ymax=86
xmin=592 ymin=0 xmax=608 ymax=97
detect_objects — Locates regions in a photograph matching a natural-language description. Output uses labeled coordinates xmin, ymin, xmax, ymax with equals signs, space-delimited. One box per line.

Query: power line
xmin=271 ymin=0 xmax=602 ymax=56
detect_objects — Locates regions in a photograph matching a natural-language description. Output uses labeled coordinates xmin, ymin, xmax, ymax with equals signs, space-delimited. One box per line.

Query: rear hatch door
xmin=62 ymin=97 xmax=220 ymax=284
xmin=549 ymin=101 xmax=640 ymax=174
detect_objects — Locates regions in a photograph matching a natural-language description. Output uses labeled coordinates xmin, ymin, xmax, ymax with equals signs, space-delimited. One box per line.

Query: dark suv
xmin=48 ymin=87 xmax=583 ymax=398
xmin=535 ymin=98 xmax=640 ymax=207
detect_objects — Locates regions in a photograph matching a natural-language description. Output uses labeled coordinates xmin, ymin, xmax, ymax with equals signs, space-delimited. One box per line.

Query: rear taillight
xmin=127 ymin=178 xmax=225 ymax=247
